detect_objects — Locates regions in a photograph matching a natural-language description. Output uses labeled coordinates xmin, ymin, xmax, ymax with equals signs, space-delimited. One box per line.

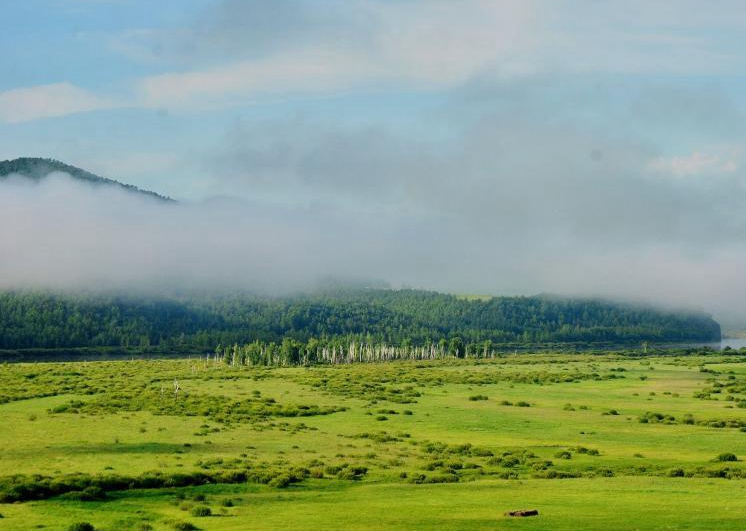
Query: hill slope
xmin=0 ymin=157 xmax=173 ymax=201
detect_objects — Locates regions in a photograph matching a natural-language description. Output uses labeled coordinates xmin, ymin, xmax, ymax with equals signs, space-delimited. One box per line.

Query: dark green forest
xmin=0 ymin=157 xmax=172 ymax=201
xmin=0 ymin=289 xmax=721 ymax=355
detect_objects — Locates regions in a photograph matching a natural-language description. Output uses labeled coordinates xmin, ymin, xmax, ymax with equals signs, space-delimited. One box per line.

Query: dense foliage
xmin=0 ymin=289 xmax=720 ymax=353
xmin=0 ymin=157 xmax=172 ymax=201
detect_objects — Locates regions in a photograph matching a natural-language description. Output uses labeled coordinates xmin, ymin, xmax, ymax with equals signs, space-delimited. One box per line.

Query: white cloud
xmin=138 ymin=50 xmax=384 ymax=109
xmin=136 ymin=0 xmax=539 ymax=109
xmin=649 ymin=150 xmax=740 ymax=177
xmin=11 ymin=1 xmax=746 ymax=117
xmin=0 ymin=83 xmax=119 ymax=123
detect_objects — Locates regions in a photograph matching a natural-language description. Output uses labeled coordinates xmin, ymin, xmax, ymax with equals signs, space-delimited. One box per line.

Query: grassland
xmin=2 ymin=352 xmax=746 ymax=530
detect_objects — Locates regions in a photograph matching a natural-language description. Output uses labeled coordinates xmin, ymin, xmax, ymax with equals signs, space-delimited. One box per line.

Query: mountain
xmin=0 ymin=157 xmax=173 ymax=202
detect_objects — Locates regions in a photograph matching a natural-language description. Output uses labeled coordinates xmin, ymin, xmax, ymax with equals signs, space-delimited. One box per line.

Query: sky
xmin=2 ymin=0 xmax=746 ymax=326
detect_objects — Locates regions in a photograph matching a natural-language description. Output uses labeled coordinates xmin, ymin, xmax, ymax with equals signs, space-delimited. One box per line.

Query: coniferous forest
xmin=0 ymin=289 xmax=720 ymax=356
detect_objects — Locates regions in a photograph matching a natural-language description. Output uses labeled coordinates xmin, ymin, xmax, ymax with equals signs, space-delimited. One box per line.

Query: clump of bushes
xmin=716 ymin=453 xmax=738 ymax=462
xmin=60 ymin=486 xmax=107 ymax=501
xmin=190 ymin=506 xmax=212 ymax=517
xmin=337 ymin=465 xmax=368 ymax=481
xmin=572 ymin=446 xmax=600 ymax=456
xmin=638 ymin=411 xmax=676 ymax=424
xmin=468 ymin=395 xmax=488 ymax=401
xmin=533 ymin=469 xmax=581 ymax=479
xmin=0 ymin=464 xmax=325 ymax=503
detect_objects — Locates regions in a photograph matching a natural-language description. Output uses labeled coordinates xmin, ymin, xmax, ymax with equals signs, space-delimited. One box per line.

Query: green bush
xmin=716 ymin=452 xmax=738 ymax=462
xmin=337 ymin=466 xmax=368 ymax=480
xmin=190 ymin=506 xmax=212 ymax=517
xmin=60 ymin=486 xmax=107 ymax=501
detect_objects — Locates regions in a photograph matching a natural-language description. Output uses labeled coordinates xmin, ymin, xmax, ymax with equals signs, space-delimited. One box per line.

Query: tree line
xmin=0 ymin=289 xmax=721 ymax=352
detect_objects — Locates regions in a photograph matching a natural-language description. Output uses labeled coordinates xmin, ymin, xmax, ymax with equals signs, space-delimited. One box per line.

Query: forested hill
xmin=0 ymin=290 xmax=721 ymax=352
xmin=0 ymin=157 xmax=173 ymax=202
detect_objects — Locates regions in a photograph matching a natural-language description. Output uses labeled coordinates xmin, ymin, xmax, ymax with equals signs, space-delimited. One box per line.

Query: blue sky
xmin=3 ymin=1 xmax=746 ymax=322
xmin=4 ymin=0 xmax=746 ymax=199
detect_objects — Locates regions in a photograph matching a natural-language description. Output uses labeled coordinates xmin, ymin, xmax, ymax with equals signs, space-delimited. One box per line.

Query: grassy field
xmin=2 ymin=352 xmax=746 ymax=530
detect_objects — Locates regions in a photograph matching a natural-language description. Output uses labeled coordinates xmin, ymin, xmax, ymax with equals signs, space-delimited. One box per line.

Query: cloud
xmin=187 ymin=77 xmax=746 ymax=326
xmin=649 ymin=150 xmax=740 ymax=177
xmin=12 ymin=1 xmax=746 ymax=117
xmin=5 ymin=0 xmax=746 ymax=329
xmin=138 ymin=50 xmax=385 ymax=109
xmin=120 ymin=0 xmax=746 ymax=111
xmin=3 ymin=160 xmax=746 ymax=327
xmin=135 ymin=0 xmax=539 ymax=109
xmin=0 ymin=83 xmax=120 ymax=124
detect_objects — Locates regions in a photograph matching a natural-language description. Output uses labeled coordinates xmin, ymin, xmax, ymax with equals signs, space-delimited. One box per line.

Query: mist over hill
xmin=0 ymin=157 xmax=737 ymax=333
xmin=0 ymin=158 xmax=173 ymax=202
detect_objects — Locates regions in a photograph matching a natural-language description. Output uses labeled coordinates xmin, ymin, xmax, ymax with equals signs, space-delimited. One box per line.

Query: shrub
xmin=504 ymin=456 xmax=523 ymax=468
xmin=67 ymin=524 xmax=96 ymax=531
xmin=471 ymin=446 xmax=494 ymax=457
xmin=573 ymin=446 xmax=599 ymax=456
xmin=171 ymin=523 xmax=198 ymax=531
xmin=554 ymin=450 xmax=572 ymax=459
xmin=60 ymin=486 xmax=107 ymax=501
xmin=268 ymin=474 xmax=294 ymax=488
xmin=190 ymin=506 xmax=212 ymax=517
xmin=535 ymin=469 xmax=581 ymax=479
xmin=468 ymin=395 xmax=488 ymax=401
xmin=716 ymin=453 xmax=738 ymax=462
xmin=337 ymin=466 xmax=368 ymax=480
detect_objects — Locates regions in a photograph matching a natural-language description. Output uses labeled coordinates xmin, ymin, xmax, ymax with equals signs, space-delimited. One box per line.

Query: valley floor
xmin=1 ymin=352 xmax=745 ymax=530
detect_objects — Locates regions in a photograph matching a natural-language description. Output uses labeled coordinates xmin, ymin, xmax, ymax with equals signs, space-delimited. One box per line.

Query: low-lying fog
xmin=2 ymin=160 xmax=745 ymax=329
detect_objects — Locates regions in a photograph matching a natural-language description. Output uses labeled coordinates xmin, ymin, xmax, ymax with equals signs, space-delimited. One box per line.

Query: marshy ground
xmin=2 ymin=352 xmax=746 ymax=530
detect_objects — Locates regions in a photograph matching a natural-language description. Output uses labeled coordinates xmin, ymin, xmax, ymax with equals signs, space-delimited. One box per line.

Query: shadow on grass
xmin=9 ymin=442 xmax=199 ymax=457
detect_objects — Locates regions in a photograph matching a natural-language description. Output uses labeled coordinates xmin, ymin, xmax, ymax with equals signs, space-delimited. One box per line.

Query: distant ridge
xmin=0 ymin=157 xmax=174 ymax=202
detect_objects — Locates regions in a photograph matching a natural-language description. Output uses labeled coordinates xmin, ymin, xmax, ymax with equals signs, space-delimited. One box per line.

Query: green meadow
xmin=2 ymin=352 xmax=746 ymax=530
